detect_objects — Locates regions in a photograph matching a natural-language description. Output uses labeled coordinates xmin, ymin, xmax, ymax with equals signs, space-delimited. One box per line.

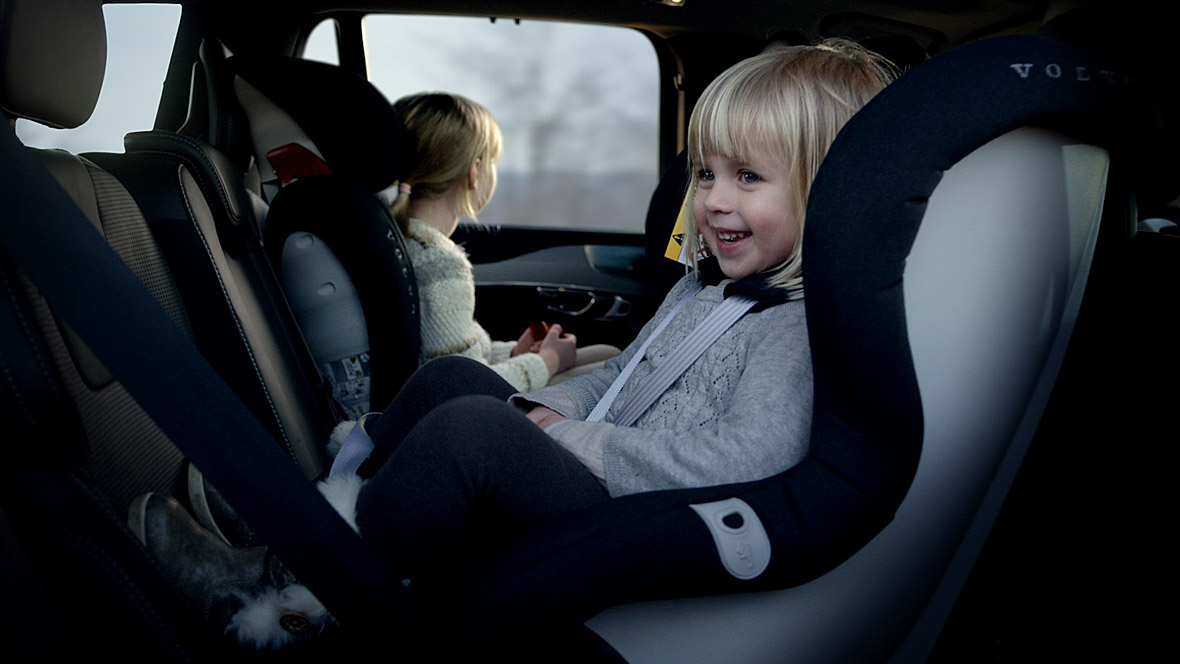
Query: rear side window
xmin=350 ymin=15 xmax=660 ymax=234
xmin=15 ymin=3 xmax=182 ymax=153
xmin=302 ymin=19 xmax=339 ymax=66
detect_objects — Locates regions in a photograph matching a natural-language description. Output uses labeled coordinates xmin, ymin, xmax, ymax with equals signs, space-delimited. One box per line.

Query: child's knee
xmin=413 ymin=355 xmax=480 ymax=383
xmin=426 ymin=395 xmax=527 ymax=439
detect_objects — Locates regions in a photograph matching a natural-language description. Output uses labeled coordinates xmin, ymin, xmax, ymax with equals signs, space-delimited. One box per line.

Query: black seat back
xmin=643 ymin=149 xmax=691 ymax=294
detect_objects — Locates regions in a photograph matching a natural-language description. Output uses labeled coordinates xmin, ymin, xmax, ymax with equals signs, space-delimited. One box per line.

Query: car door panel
xmin=459 ymin=226 xmax=672 ymax=351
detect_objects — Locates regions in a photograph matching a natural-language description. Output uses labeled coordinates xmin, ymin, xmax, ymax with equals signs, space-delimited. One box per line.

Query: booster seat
xmin=228 ymin=54 xmax=420 ymax=417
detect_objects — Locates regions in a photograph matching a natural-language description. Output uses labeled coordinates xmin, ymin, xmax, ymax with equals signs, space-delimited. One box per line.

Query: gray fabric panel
xmin=20 ymin=151 xmax=192 ymax=512
xmin=32 ymin=149 xmax=102 ymax=228
xmin=26 ymin=277 xmax=185 ymax=513
xmin=87 ymin=162 xmax=193 ymax=341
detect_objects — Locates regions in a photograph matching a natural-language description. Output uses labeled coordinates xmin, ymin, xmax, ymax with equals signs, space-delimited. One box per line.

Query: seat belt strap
xmin=611 ymin=293 xmax=756 ymax=428
xmin=586 ymin=283 xmax=699 ymax=422
xmin=587 ymin=282 xmax=758 ymax=427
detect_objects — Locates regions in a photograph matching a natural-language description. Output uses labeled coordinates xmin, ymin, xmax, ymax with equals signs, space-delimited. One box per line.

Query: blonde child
xmin=387 ymin=92 xmax=617 ymax=391
xmin=136 ymin=40 xmax=894 ymax=648
xmin=518 ymin=39 xmax=894 ymax=491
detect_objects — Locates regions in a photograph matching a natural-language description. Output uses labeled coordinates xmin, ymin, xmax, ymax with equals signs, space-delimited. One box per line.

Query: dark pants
xmin=355 ymin=357 xmax=610 ymax=577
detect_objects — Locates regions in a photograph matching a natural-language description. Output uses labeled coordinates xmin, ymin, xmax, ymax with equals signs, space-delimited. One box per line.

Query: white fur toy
xmin=228 ymin=584 xmax=332 ymax=648
xmin=226 ymin=473 xmax=365 ymax=648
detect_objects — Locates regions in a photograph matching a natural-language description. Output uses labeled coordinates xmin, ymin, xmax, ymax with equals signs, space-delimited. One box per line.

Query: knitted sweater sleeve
xmin=484 ymin=337 xmax=551 ymax=393
xmin=407 ymin=220 xmax=551 ymax=393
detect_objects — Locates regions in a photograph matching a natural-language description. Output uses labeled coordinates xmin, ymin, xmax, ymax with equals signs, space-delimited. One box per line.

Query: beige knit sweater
xmin=404 ymin=219 xmax=550 ymax=392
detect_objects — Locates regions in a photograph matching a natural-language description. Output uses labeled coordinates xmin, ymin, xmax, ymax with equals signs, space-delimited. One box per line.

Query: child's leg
xmin=358 ymin=356 xmax=516 ymax=476
xmin=355 ymin=394 xmax=610 ymax=577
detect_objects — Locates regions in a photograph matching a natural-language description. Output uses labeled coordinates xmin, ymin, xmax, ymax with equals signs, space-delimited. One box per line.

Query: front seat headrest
xmin=0 ymin=0 xmax=106 ymax=128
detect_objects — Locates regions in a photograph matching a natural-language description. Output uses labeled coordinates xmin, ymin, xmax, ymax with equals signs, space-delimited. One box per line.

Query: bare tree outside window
xmin=358 ymin=16 xmax=659 ymax=233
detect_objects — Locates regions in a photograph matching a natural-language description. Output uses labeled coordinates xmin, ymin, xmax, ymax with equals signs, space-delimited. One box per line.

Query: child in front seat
xmin=385 ymin=92 xmax=618 ymax=391
xmin=133 ymin=39 xmax=895 ymax=649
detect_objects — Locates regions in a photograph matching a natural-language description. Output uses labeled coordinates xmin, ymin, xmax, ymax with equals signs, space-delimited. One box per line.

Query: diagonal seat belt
xmin=0 ymin=124 xmax=424 ymax=645
xmin=609 ymin=292 xmax=756 ymax=427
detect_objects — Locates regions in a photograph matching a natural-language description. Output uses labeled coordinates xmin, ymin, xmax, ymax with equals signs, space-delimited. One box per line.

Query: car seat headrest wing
xmin=643 ymin=150 xmax=693 ymax=292
xmin=229 ymin=56 xmax=412 ymax=193
xmin=803 ymin=33 xmax=1157 ymax=505
xmin=0 ymin=0 xmax=105 ymax=128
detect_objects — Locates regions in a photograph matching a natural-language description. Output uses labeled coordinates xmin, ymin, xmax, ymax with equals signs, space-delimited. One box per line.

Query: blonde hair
xmin=389 ymin=92 xmax=503 ymax=230
xmin=686 ymin=39 xmax=895 ymax=296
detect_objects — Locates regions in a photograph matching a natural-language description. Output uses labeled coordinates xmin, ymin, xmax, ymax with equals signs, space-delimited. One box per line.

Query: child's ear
xmin=467 ymin=159 xmax=481 ymax=191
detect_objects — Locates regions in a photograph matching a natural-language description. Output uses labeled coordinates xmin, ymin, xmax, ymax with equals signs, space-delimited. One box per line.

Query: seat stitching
xmin=172 ymin=164 xmax=297 ymax=462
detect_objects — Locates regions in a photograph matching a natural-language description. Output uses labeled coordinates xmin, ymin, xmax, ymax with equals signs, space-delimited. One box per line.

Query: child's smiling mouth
xmin=716 ymin=230 xmax=751 ymax=243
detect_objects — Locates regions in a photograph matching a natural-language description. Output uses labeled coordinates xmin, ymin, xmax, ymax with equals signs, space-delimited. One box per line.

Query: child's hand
xmin=526 ymin=406 xmax=566 ymax=429
xmin=511 ymin=321 xmax=550 ymax=357
xmin=537 ymin=324 xmax=577 ymax=376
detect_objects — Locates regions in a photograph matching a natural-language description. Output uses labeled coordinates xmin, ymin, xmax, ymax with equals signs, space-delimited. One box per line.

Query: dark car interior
xmin=2 ymin=0 xmax=1176 ymax=661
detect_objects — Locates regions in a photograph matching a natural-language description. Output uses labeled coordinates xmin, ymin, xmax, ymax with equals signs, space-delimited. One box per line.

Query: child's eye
xmin=739 ymin=170 xmax=761 ymax=184
xmin=697 ymin=168 xmax=714 ymax=182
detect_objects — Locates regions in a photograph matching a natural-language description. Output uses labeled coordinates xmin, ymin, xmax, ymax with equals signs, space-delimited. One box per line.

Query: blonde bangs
xmin=689 ymin=55 xmax=797 ymax=169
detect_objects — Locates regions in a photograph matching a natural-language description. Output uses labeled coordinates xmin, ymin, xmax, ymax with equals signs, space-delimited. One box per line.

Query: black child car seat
xmin=229 ymin=55 xmax=420 ymax=418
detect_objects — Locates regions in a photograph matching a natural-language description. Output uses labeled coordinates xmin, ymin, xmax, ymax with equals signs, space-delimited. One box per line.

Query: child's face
xmin=693 ymin=151 xmax=798 ymax=281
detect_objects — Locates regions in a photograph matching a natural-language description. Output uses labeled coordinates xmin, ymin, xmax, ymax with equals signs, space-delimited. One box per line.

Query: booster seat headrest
xmin=230 ymin=55 xmax=412 ymax=193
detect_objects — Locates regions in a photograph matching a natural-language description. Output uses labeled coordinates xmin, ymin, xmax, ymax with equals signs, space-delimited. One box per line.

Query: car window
xmin=14 ymin=3 xmax=182 ymax=154
xmin=306 ymin=15 xmax=660 ymax=234
xmin=302 ymin=19 xmax=340 ymax=66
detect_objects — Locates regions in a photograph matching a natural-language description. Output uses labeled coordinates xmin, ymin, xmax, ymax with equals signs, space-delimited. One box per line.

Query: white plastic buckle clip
xmin=689 ymin=498 xmax=771 ymax=580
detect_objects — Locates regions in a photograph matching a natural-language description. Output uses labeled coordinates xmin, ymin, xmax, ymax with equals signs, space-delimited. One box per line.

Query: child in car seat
xmin=132 ymin=39 xmax=895 ymax=649
xmin=385 ymin=91 xmax=618 ymax=391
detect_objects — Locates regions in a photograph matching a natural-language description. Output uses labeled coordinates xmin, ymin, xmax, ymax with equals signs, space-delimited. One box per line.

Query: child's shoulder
xmin=665 ymin=270 xmax=701 ymax=297
xmin=405 ymin=219 xmax=466 ymax=260
xmin=405 ymin=218 xmax=447 ymax=246
xmin=744 ymin=297 xmax=809 ymax=344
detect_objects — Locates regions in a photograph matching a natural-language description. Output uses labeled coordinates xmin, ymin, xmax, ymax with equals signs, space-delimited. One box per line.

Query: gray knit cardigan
xmin=517 ymin=272 xmax=813 ymax=497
